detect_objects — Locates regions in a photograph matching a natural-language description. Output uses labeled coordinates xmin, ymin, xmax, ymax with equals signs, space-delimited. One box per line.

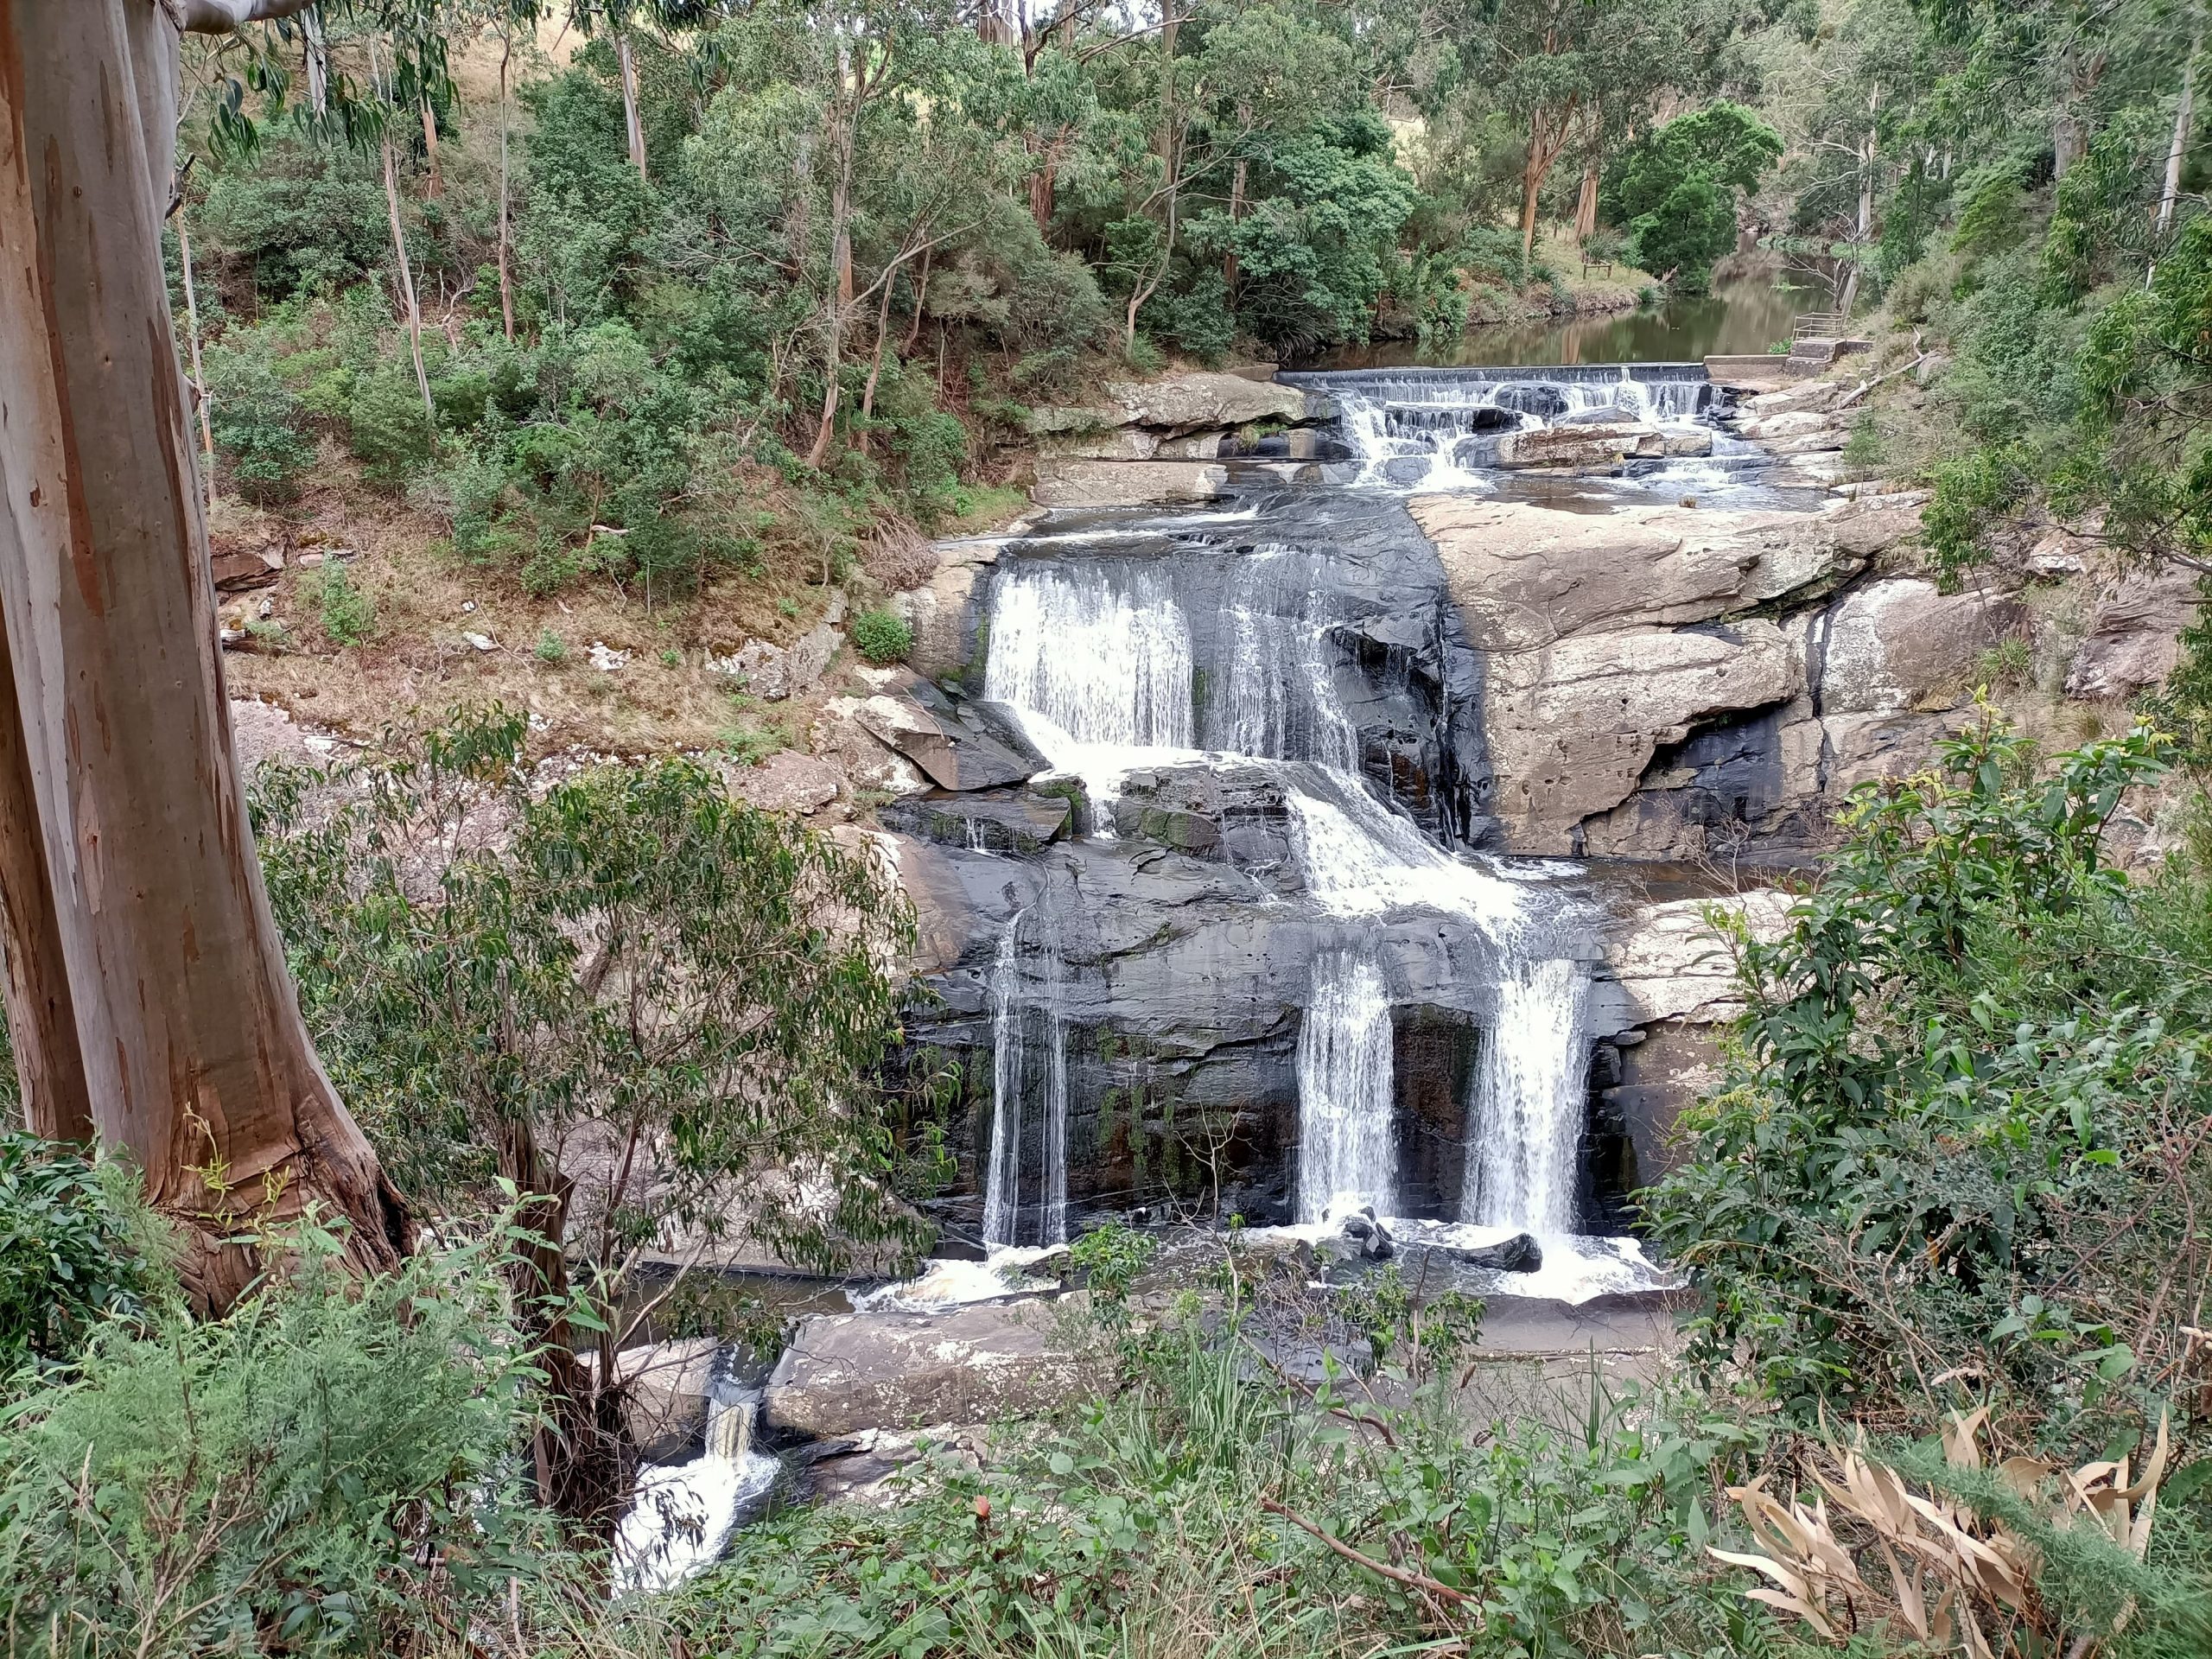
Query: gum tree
xmin=0 ymin=0 xmax=408 ymax=1307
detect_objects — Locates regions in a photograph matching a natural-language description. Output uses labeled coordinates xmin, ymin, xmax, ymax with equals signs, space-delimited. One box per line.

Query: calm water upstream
xmin=1311 ymin=276 xmax=1829 ymax=371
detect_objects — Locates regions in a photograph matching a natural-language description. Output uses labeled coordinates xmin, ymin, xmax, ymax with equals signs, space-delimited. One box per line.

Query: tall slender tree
xmin=0 ymin=0 xmax=409 ymax=1308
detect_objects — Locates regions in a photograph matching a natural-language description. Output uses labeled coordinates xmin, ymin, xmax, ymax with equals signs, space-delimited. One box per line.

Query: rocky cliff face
xmin=1414 ymin=493 xmax=2027 ymax=861
xmin=846 ymin=363 xmax=2191 ymax=1243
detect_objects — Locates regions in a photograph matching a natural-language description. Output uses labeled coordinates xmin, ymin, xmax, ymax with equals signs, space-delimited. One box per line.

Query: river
xmin=1310 ymin=274 xmax=1830 ymax=371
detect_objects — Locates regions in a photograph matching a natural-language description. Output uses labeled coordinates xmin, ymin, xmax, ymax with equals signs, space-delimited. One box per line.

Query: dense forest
xmin=8 ymin=0 xmax=2212 ymax=1653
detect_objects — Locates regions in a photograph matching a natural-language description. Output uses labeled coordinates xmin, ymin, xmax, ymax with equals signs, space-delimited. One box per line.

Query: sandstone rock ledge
xmin=1412 ymin=494 xmax=2024 ymax=858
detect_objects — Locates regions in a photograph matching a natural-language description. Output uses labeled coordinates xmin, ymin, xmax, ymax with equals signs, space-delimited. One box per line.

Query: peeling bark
xmin=0 ymin=0 xmax=407 ymax=1301
xmin=617 ymin=29 xmax=645 ymax=182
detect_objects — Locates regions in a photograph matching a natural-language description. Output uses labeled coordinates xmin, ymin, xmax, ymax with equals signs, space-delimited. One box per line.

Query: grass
xmin=213 ymin=459 xmax=868 ymax=758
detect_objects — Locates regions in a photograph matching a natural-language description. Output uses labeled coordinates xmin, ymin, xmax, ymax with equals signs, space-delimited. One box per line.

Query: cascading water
xmin=954 ymin=361 xmax=1721 ymax=1280
xmin=613 ymin=1364 xmax=778 ymax=1595
xmin=1287 ymin=362 xmax=1717 ymax=489
xmin=1295 ymin=951 xmax=1396 ymax=1222
xmin=982 ymin=908 xmax=1071 ymax=1250
xmin=1464 ymin=956 xmax=1594 ymax=1236
xmin=984 ymin=563 xmax=1195 ymax=751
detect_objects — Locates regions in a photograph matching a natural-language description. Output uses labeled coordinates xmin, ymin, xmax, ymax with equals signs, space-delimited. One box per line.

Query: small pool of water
xmin=1309 ymin=276 xmax=1830 ymax=372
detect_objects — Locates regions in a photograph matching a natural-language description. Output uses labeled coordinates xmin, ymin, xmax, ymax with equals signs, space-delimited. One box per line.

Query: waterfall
xmin=1216 ymin=558 xmax=1361 ymax=770
xmin=984 ymin=564 xmax=1195 ymax=749
xmin=1296 ymin=951 xmax=1396 ymax=1223
xmin=1463 ymin=957 xmax=1592 ymax=1235
xmin=1283 ymin=769 xmax=1526 ymax=936
xmin=982 ymin=909 xmax=1070 ymax=1250
xmin=613 ymin=1370 xmax=777 ymax=1596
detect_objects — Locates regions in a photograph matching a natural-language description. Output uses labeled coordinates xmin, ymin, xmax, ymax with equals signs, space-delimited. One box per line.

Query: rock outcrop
xmin=1414 ymin=493 xmax=1982 ymax=858
xmin=1032 ymin=457 xmax=1229 ymax=509
xmin=1027 ymin=372 xmax=1320 ymax=437
xmin=1589 ymin=890 xmax=1793 ymax=1185
xmin=1816 ymin=579 xmax=2027 ymax=715
xmin=852 ymin=684 xmax=1050 ymax=792
xmin=1479 ymin=621 xmax=1806 ymax=853
xmin=763 ymin=1300 xmax=1087 ymax=1437
xmin=1413 ymin=498 xmax=1859 ymax=652
xmin=2066 ymin=566 xmax=2201 ymax=700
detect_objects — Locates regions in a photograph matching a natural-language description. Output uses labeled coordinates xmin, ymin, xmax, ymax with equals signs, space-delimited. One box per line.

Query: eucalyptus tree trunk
xmin=178 ymin=216 xmax=218 ymax=513
xmin=2161 ymin=25 xmax=2199 ymax=236
xmin=617 ymin=30 xmax=646 ymax=181
xmin=0 ymin=0 xmax=408 ymax=1303
xmin=499 ymin=28 xmax=516 ymax=340
xmin=382 ymin=132 xmax=435 ymax=418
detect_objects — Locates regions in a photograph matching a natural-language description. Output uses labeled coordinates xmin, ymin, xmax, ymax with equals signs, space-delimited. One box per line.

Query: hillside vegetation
xmin=9 ymin=0 xmax=2212 ymax=1654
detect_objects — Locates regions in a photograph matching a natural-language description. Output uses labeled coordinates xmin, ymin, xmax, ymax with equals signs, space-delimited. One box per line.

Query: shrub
xmin=0 ymin=1135 xmax=160 ymax=1389
xmin=346 ymin=365 xmax=436 ymax=487
xmin=203 ymin=343 xmax=313 ymax=505
xmin=535 ymin=628 xmax=569 ymax=664
xmin=302 ymin=563 xmax=375 ymax=647
xmin=0 ymin=1221 xmax=550 ymax=1657
xmin=849 ymin=607 xmax=913 ymax=664
xmin=1643 ymin=713 xmax=2209 ymax=1460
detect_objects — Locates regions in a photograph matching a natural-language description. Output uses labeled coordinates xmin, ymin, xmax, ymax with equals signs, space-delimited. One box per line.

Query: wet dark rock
xmin=881 ymin=789 xmax=1073 ymax=852
xmin=1389 ymin=1232 xmax=1543 ymax=1279
xmin=1343 ymin=1211 xmax=1395 ymax=1261
xmin=855 ymin=684 xmax=1049 ymax=792
xmin=1491 ymin=382 xmax=1569 ymax=419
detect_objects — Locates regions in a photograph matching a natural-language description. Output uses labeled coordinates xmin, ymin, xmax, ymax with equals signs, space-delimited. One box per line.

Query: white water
xmin=1296 ymin=951 xmax=1398 ymax=1222
xmin=969 ymin=371 xmax=1700 ymax=1292
xmin=1323 ymin=365 xmax=1713 ymax=490
xmin=1283 ymin=772 xmax=1528 ymax=937
xmin=985 ymin=564 xmax=1194 ymax=749
xmin=1465 ymin=957 xmax=1594 ymax=1235
xmin=982 ymin=910 xmax=1071 ymax=1250
xmin=614 ymin=1384 xmax=777 ymax=1595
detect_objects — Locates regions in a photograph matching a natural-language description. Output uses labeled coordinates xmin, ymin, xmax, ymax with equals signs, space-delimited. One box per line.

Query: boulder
xmin=210 ymin=546 xmax=283 ymax=591
xmin=726 ymin=751 xmax=842 ymax=814
xmin=1481 ymin=620 xmax=1805 ymax=853
xmin=854 ymin=689 xmax=1049 ymax=792
xmin=1827 ymin=501 xmax=1925 ymax=561
xmin=1101 ymin=372 xmax=1313 ymax=433
xmin=1032 ymin=458 xmax=1229 ymax=509
xmin=2065 ymin=567 xmax=2201 ymax=700
xmin=1494 ymin=423 xmax=1663 ymax=470
xmin=715 ymin=622 xmax=846 ymax=701
xmin=762 ymin=1300 xmax=1086 ymax=1438
xmin=813 ymin=698 xmax=932 ymax=798
xmin=1815 ymin=578 xmax=2030 ymax=715
xmin=1026 ymin=372 xmax=1318 ymax=440
xmin=1413 ymin=1231 xmax=1542 ymax=1274
xmin=1738 ymin=408 xmax=1835 ymax=442
xmin=1414 ymin=498 xmax=1860 ymax=652
xmin=897 ymin=532 xmax=1008 ymax=681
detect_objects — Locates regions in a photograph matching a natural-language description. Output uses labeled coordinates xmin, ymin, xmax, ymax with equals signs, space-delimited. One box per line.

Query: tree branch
xmin=177 ymin=0 xmax=317 ymax=32
xmin=1258 ymin=1497 xmax=1482 ymax=1618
